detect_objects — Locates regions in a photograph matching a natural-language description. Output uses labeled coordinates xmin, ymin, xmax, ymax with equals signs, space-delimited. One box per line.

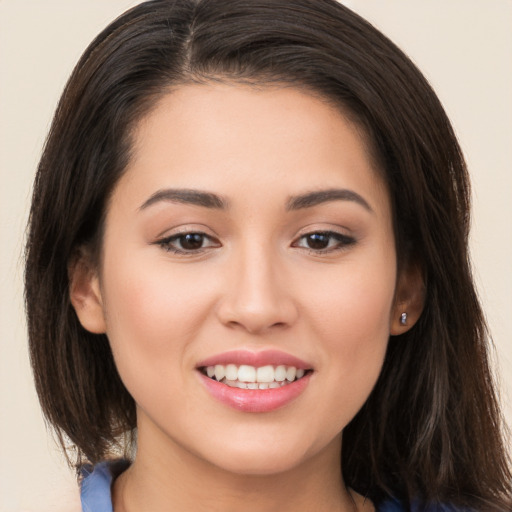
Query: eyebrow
xmin=139 ymin=187 xmax=372 ymax=213
xmin=139 ymin=188 xmax=228 ymax=211
xmin=286 ymin=188 xmax=373 ymax=212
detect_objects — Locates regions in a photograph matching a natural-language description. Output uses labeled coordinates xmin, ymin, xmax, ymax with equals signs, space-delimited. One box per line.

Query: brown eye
xmin=305 ymin=233 xmax=331 ymax=250
xmin=157 ymin=232 xmax=220 ymax=254
xmin=294 ymin=231 xmax=356 ymax=253
xmin=179 ymin=233 xmax=205 ymax=250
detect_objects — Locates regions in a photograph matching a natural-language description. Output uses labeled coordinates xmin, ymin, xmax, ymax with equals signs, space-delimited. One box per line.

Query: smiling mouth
xmin=199 ymin=364 xmax=312 ymax=390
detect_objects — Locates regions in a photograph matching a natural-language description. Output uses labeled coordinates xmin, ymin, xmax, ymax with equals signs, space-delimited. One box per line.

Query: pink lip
xmin=196 ymin=349 xmax=312 ymax=370
xmin=198 ymin=371 xmax=311 ymax=413
xmin=196 ymin=350 xmax=313 ymax=413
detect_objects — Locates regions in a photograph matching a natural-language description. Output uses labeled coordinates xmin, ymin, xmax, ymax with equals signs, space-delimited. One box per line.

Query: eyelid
xmin=152 ymin=225 xmax=356 ymax=256
xmin=155 ymin=228 xmax=221 ymax=255
xmin=292 ymin=229 xmax=356 ymax=253
xmin=154 ymin=222 xmax=215 ymax=240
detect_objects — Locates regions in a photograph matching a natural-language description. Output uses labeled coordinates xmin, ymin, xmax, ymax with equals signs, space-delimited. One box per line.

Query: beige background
xmin=1 ymin=1 xmax=511 ymax=511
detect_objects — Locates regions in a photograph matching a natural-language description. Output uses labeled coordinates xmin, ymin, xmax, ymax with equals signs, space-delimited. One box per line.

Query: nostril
xmin=215 ymin=278 xmax=299 ymax=334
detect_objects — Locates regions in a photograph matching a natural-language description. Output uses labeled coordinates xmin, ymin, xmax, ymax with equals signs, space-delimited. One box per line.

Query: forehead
xmin=114 ymin=83 xmax=389 ymax=214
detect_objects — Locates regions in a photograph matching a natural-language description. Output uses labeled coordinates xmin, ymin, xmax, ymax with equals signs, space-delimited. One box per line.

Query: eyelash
xmin=156 ymin=232 xmax=220 ymax=255
xmin=293 ymin=231 xmax=356 ymax=253
xmin=156 ymin=230 xmax=356 ymax=255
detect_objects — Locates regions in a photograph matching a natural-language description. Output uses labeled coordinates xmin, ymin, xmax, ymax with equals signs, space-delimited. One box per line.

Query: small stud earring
xmin=400 ymin=312 xmax=408 ymax=326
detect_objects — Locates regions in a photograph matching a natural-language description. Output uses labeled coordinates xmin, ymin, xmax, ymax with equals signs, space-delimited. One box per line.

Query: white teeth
xmin=274 ymin=365 xmax=287 ymax=382
xmin=214 ymin=364 xmax=225 ymax=381
xmin=203 ymin=363 xmax=309 ymax=387
xmin=221 ymin=380 xmax=290 ymax=390
xmin=237 ymin=365 xmax=256 ymax=383
xmin=225 ymin=364 xmax=238 ymax=381
xmin=256 ymin=365 xmax=275 ymax=383
xmin=286 ymin=367 xmax=297 ymax=382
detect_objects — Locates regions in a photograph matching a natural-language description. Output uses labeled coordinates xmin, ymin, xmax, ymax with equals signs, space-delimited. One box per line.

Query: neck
xmin=112 ymin=423 xmax=368 ymax=512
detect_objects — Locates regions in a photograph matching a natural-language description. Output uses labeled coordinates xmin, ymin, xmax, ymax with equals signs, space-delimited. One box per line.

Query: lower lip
xmin=198 ymin=372 xmax=311 ymax=413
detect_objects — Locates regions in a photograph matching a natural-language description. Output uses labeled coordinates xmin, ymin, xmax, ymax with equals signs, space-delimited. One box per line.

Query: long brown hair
xmin=25 ymin=1 xmax=511 ymax=509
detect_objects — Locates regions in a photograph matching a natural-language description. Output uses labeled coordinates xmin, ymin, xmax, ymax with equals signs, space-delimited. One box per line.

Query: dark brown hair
xmin=25 ymin=0 xmax=511 ymax=509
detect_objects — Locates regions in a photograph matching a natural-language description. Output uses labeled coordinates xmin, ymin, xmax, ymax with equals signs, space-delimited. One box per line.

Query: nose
xmin=216 ymin=245 xmax=299 ymax=335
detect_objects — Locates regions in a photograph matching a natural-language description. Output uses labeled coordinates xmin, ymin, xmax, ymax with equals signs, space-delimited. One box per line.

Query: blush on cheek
xmin=102 ymin=260 xmax=217 ymax=377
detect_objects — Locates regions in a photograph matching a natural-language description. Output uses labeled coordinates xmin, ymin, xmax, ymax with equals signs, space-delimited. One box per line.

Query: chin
xmin=209 ymin=450 xmax=309 ymax=477
xmin=193 ymin=429 xmax=328 ymax=477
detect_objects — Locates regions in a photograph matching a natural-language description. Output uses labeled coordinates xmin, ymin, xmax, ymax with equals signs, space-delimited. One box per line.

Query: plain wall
xmin=1 ymin=1 xmax=510 ymax=511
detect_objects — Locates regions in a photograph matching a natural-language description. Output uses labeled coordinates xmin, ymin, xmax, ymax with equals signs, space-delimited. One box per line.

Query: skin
xmin=71 ymin=83 xmax=422 ymax=511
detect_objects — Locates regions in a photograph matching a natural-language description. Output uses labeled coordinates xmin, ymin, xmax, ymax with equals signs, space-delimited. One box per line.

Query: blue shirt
xmin=81 ymin=463 xmax=115 ymax=512
xmin=80 ymin=462 xmax=466 ymax=512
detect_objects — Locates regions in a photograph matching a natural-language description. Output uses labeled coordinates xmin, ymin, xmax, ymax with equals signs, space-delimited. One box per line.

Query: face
xmin=73 ymin=83 xmax=417 ymax=476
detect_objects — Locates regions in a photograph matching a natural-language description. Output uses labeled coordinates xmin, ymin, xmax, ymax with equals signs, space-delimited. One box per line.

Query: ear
xmin=390 ymin=261 xmax=425 ymax=335
xmin=68 ymin=248 xmax=107 ymax=334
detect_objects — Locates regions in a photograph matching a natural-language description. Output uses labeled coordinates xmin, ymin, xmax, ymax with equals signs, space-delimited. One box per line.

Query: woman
xmin=25 ymin=0 xmax=512 ymax=510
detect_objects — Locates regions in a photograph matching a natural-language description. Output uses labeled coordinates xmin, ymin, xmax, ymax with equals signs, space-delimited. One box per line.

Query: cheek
xmin=300 ymin=252 xmax=395 ymax=418
xmin=102 ymin=248 xmax=212 ymax=332
xmin=98 ymin=254 xmax=219 ymax=420
xmin=316 ymin=285 xmax=390 ymax=394
xmin=306 ymin=254 xmax=396 ymax=347
xmin=98 ymin=248 xmax=218 ymax=386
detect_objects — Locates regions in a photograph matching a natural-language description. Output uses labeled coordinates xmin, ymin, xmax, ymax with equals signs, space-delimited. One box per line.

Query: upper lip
xmin=196 ymin=349 xmax=312 ymax=370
